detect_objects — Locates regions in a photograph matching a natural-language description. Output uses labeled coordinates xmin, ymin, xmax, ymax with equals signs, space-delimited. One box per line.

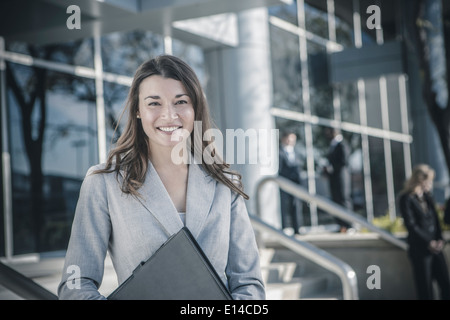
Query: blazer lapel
xmin=185 ymin=164 xmax=216 ymax=238
xmin=410 ymin=194 xmax=428 ymax=215
xmin=135 ymin=161 xmax=184 ymax=237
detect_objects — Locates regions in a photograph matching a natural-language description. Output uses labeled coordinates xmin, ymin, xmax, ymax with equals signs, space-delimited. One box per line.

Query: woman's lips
xmin=157 ymin=126 xmax=182 ymax=135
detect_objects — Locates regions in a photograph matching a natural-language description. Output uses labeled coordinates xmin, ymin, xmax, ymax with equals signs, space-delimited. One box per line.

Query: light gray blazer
xmin=58 ymin=162 xmax=265 ymax=300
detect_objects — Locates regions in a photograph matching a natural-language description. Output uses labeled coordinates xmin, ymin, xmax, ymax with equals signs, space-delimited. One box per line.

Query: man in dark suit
xmin=323 ymin=127 xmax=352 ymax=232
xmin=278 ymin=131 xmax=303 ymax=235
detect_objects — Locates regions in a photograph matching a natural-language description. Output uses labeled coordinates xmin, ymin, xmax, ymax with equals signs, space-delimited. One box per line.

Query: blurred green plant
xmin=436 ymin=205 xmax=450 ymax=231
xmin=369 ymin=205 xmax=450 ymax=234
xmin=371 ymin=215 xmax=407 ymax=234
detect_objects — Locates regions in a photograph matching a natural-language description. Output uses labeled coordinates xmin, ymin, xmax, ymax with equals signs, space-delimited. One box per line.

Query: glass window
xmin=368 ymin=136 xmax=388 ymax=217
xmin=305 ymin=0 xmax=329 ymax=40
xmin=7 ymin=62 xmax=97 ymax=254
xmin=104 ymin=81 xmax=130 ymax=147
xmin=360 ymin=0 xmax=378 ymax=46
xmin=270 ymin=24 xmax=302 ymax=112
xmin=380 ymin=0 xmax=400 ymax=43
xmin=364 ymin=78 xmax=383 ymax=129
xmin=338 ymin=81 xmax=360 ymax=124
xmin=308 ymin=41 xmax=333 ymax=119
xmin=172 ymin=39 xmax=206 ymax=86
xmin=334 ymin=0 xmax=355 ymax=48
xmin=268 ymin=1 xmax=298 ymax=25
xmin=391 ymin=141 xmax=406 ymax=197
xmin=386 ymin=75 xmax=402 ymax=133
xmin=310 ymin=85 xmax=333 ymax=119
xmin=0 ymin=69 xmax=4 ymax=256
xmin=101 ymin=30 xmax=164 ymax=76
xmin=6 ymin=38 xmax=94 ymax=68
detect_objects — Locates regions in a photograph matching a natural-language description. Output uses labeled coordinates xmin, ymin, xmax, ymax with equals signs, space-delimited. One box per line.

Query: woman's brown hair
xmin=94 ymin=55 xmax=248 ymax=199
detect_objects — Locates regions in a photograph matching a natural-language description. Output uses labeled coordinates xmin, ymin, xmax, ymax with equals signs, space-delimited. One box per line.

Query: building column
xmin=1 ymin=37 xmax=13 ymax=258
xmin=204 ymin=8 xmax=280 ymax=226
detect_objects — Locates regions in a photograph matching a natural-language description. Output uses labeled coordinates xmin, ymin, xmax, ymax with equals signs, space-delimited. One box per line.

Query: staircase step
xmin=265 ymin=274 xmax=331 ymax=300
xmin=265 ymin=281 xmax=302 ymax=300
xmin=300 ymin=293 xmax=341 ymax=300
xmin=259 ymin=248 xmax=275 ymax=267
xmin=261 ymin=262 xmax=296 ymax=283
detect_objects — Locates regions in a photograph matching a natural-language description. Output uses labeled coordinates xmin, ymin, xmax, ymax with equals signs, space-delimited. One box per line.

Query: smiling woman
xmin=137 ymin=75 xmax=195 ymax=154
xmin=95 ymin=55 xmax=248 ymax=199
xmin=57 ymin=55 xmax=266 ymax=300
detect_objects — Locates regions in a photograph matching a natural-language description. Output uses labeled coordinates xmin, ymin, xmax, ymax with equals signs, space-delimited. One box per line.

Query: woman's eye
xmin=175 ymin=100 xmax=187 ymax=105
xmin=148 ymin=102 xmax=160 ymax=106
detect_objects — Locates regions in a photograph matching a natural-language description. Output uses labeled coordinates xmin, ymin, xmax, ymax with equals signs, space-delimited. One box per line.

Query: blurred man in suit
xmin=278 ymin=131 xmax=303 ymax=235
xmin=322 ymin=127 xmax=352 ymax=233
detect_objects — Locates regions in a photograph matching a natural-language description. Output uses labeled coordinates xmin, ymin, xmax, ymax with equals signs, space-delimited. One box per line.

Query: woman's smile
xmin=138 ymin=75 xmax=195 ymax=152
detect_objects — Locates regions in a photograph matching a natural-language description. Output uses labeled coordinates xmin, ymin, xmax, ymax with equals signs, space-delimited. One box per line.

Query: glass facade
xmin=101 ymin=30 xmax=164 ymax=76
xmin=6 ymin=62 xmax=98 ymax=254
xmin=1 ymin=30 xmax=205 ymax=256
xmin=0 ymin=0 xmax=419 ymax=256
xmin=0 ymin=63 xmax=4 ymax=256
xmin=6 ymin=38 xmax=95 ymax=68
xmin=268 ymin=0 xmax=412 ymax=224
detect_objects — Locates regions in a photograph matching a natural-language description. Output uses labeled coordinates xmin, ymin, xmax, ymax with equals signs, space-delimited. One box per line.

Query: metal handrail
xmin=255 ymin=176 xmax=408 ymax=250
xmin=249 ymin=214 xmax=359 ymax=300
xmin=0 ymin=261 xmax=58 ymax=300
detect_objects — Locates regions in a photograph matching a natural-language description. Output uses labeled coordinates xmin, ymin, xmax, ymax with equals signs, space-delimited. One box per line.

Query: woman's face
xmin=138 ymin=75 xmax=195 ymax=155
xmin=421 ymin=177 xmax=434 ymax=193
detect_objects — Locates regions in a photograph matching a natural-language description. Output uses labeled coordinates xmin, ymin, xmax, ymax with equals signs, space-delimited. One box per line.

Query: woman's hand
xmin=429 ymin=239 xmax=445 ymax=254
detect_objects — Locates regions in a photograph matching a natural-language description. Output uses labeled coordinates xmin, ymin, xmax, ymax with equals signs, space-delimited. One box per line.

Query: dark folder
xmin=107 ymin=227 xmax=233 ymax=300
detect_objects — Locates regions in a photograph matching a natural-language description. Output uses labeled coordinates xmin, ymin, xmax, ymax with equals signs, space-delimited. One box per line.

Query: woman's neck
xmin=149 ymin=148 xmax=188 ymax=172
xmin=413 ymin=186 xmax=424 ymax=198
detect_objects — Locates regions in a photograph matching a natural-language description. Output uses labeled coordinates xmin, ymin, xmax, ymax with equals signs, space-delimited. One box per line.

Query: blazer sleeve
xmin=226 ymin=192 xmax=266 ymax=300
xmin=58 ymin=167 xmax=111 ymax=300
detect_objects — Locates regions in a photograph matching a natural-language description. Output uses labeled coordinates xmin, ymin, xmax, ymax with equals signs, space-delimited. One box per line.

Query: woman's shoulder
xmin=84 ymin=163 xmax=120 ymax=183
xmin=424 ymin=191 xmax=437 ymax=204
xmin=85 ymin=163 xmax=109 ymax=176
xmin=398 ymin=190 xmax=413 ymax=203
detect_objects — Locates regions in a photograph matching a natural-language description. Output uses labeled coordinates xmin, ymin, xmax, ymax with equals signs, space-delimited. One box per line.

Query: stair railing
xmin=250 ymin=175 xmax=409 ymax=300
xmin=255 ymin=176 xmax=408 ymax=250
xmin=0 ymin=261 xmax=58 ymax=300
xmin=249 ymin=213 xmax=359 ymax=300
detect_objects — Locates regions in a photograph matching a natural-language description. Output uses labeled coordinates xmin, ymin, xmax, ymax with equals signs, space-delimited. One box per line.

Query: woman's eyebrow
xmin=144 ymin=94 xmax=188 ymax=100
xmin=144 ymin=95 xmax=160 ymax=100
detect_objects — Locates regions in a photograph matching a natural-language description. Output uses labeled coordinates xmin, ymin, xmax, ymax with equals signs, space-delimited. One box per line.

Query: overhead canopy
xmin=0 ymin=0 xmax=287 ymax=47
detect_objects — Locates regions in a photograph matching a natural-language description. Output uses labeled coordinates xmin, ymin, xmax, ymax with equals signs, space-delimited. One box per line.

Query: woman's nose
xmin=161 ymin=104 xmax=179 ymax=119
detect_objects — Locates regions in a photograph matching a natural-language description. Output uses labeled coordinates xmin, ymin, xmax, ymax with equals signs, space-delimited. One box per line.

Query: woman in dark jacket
xmin=398 ymin=164 xmax=450 ymax=300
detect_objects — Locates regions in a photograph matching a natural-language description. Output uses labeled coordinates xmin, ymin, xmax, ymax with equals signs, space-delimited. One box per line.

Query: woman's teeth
xmin=158 ymin=126 xmax=180 ymax=132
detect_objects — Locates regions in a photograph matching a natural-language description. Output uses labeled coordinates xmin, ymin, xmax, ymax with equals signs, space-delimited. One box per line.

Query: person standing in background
xmin=322 ymin=127 xmax=352 ymax=233
xmin=398 ymin=164 xmax=450 ymax=300
xmin=278 ymin=131 xmax=303 ymax=235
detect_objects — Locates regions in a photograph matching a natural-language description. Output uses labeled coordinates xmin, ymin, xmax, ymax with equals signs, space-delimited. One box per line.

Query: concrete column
xmin=204 ymin=8 xmax=280 ymax=226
